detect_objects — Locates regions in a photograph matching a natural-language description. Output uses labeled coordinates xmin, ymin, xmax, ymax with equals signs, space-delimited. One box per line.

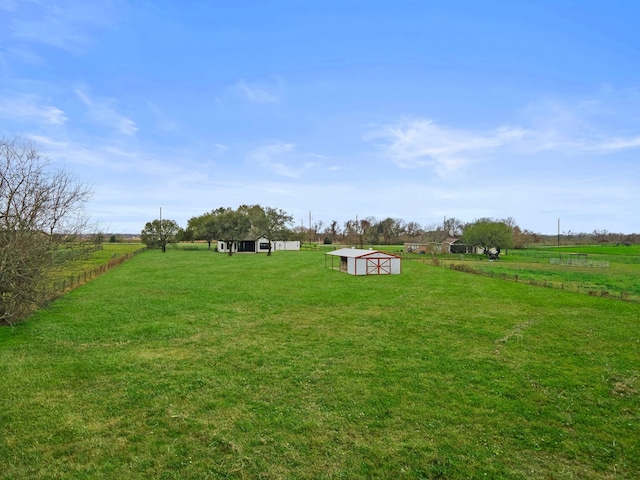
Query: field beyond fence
xmin=399 ymin=245 xmax=640 ymax=304
xmin=442 ymin=261 xmax=636 ymax=301
xmin=48 ymin=243 xmax=146 ymax=299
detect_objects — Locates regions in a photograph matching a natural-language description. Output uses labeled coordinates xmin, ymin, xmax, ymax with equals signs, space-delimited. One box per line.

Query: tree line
xmin=141 ymin=208 xmax=640 ymax=256
xmin=293 ymin=215 xmax=640 ymax=249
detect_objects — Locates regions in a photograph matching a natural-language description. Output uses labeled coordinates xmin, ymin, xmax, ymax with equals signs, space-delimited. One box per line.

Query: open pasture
xmin=1 ymin=250 xmax=639 ymax=479
xmin=545 ymin=245 xmax=640 ymax=256
xmin=51 ymin=243 xmax=145 ymax=279
xmin=47 ymin=243 xmax=146 ymax=297
xmin=428 ymin=245 xmax=640 ymax=302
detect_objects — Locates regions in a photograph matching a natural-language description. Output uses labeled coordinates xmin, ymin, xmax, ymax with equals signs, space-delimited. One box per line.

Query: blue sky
xmin=2 ymin=0 xmax=640 ymax=234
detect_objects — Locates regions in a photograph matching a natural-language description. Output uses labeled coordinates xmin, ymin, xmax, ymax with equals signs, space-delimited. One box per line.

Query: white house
xmin=325 ymin=248 xmax=402 ymax=275
xmin=217 ymin=238 xmax=300 ymax=253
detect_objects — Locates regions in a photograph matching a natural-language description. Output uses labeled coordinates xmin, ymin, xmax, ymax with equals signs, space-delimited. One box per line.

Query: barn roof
xmin=326 ymin=248 xmax=400 ymax=259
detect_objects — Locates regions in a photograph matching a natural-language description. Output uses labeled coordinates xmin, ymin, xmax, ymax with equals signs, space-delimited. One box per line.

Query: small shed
xmin=325 ymin=248 xmax=402 ymax=275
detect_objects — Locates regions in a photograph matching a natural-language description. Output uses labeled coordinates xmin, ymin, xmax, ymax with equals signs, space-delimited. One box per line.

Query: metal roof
xmin=325 ymin=248 xmax=400 ymax=258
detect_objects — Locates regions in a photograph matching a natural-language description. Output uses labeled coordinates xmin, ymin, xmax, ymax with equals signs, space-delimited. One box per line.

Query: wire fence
xmin=47 ymin=247 xmax=147 ymax=300
xmin=400 ymin=254 xmax=639 ymax=304
xmin=549 ymin=257 xmax=609 ymax=267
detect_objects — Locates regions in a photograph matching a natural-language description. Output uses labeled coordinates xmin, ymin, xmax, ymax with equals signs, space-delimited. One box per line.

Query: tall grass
xmin=1 ymin=250 xmax=639 ymax=479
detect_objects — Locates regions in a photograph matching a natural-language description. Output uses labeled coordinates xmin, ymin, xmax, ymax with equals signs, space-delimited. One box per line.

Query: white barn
xmin=325 ymin=248 xmax=402 ymax=275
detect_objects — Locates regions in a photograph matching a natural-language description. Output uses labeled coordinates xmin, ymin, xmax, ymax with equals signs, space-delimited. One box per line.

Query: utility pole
xmin=557 ymin=218 xmax=560 ymax=248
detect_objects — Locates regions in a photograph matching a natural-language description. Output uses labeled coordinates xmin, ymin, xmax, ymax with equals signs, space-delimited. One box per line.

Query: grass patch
xmin=47 ymin=243 xmax=145 ymax=293
xmin=53 ymin=243 xmax=145 ymax=275
xmin=1 ymin=250 xmax=639 ymax=478
xmin=545 ymin=245 xmax=640 ymax=256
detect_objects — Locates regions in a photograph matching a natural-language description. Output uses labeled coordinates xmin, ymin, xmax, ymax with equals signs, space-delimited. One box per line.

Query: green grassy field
xmin=545 ymin=245 xmax=640 ymax=256
xmin=51 ymin=243 xmax=145 ymax=277
xmin=47 ymin=243 xmax=145 ymax=295
xmin=416 ymin=245 xmax=640 ymax=303
xmin=1 ymin=250 xmax=639 ymax=479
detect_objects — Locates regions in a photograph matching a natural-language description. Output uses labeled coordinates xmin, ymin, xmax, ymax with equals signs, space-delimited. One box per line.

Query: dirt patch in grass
xmin=610 ymin=376 xmax=638 ymax=397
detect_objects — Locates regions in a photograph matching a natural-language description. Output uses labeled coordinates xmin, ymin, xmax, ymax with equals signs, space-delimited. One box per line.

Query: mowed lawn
xmin=1 ymin=250 xmax=639 ymax=479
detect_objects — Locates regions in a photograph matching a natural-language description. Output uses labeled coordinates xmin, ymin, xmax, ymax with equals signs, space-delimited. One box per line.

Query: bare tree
xmin=327 ymin=220 xmax=340 ymax=243
xmin=1 ymin=138 xmax=92 ymax=325
xmin=443 ymin=217 xmax=465 ymax=237
xmin=342 ymin=219 xmax=358 ymax=245
xmin=311 ymin=219 xmax=324 ymax=243
xmin=404 ymin=221 xmax=424 ymax=241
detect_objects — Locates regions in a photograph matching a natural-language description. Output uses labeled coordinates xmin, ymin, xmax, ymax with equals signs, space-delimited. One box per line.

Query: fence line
xmin=400 ymin=254 xmax=638 ymax=304
xmin=549 ymin=257 xmax=609 ymax=267
xmin=47 ymin=247 xmax=147 ymax=301
xmin=441 ymin=261 xmax=637 ymax=303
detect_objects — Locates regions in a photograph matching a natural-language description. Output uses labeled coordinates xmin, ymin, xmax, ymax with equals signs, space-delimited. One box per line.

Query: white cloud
xmin=599 ymin=136 xmax=640 ymax=151
xmin=0 ymin=0 xmax=19 ymax=13
xmin=247 ymin=142 xmax=299 ymax=178
xmin=0 ymin=94 xmax=67 ymax=124
xmin=236 ymin=79 xmax=280 ymax=104
xmin=75 ymin=89 xmax=139 ymax=136
xmin=364 ymin=118 xmax=529 ymax=175
xmin=245 ymin=142 xmax=328 ymax=178
xmin=147 ymin=102 xmax=180 ymax=132
xmin=214 ymin=143 xmax=229 ymax=156
xmin=3 ymin=44 xmax=45 ymax=65
xmin=7 ymin=1 xmax=119 ymax=55
xmin=517 ymin=92 xmax=640 ymax=154
xmin=366 ymin=101 xmax=640 ymax=175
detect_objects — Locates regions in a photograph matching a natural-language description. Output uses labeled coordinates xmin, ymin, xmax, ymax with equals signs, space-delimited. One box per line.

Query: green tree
xmin=462 ymin=218 xmax=514 ymax=257
xmin=140 ymin=219 xmax=180 ymax=252
xmin=248 ymin=205 xmax=293 ymax=256
xmin=208 ymin=208 xmax=251 ymax=256
xmin=179 ymin=227 xmax=195 ymax=243
xmin=187 ymin=212 xmax=217 ymax=249
xmin=376 ymin=217 xmax=406 ymax=244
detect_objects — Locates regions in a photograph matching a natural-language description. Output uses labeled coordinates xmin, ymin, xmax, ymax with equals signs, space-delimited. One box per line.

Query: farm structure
xmin=217 ymin=238 xmax=300 ymax=253
xmin=325 ymin=248 xmax=402 ymax=275
xmin=405 ymin=237 xmax=464 ymax=254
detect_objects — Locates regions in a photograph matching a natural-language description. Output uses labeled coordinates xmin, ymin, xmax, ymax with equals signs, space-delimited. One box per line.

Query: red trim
xmin=366 ymin=258 xmax=391 ymax=274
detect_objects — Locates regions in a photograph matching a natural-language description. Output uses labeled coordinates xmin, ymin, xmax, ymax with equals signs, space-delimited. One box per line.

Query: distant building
xmin=404 ymin=237 xmax=462 ymax=254
xmin=217 ymin=238 xmax=300 ymax=253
